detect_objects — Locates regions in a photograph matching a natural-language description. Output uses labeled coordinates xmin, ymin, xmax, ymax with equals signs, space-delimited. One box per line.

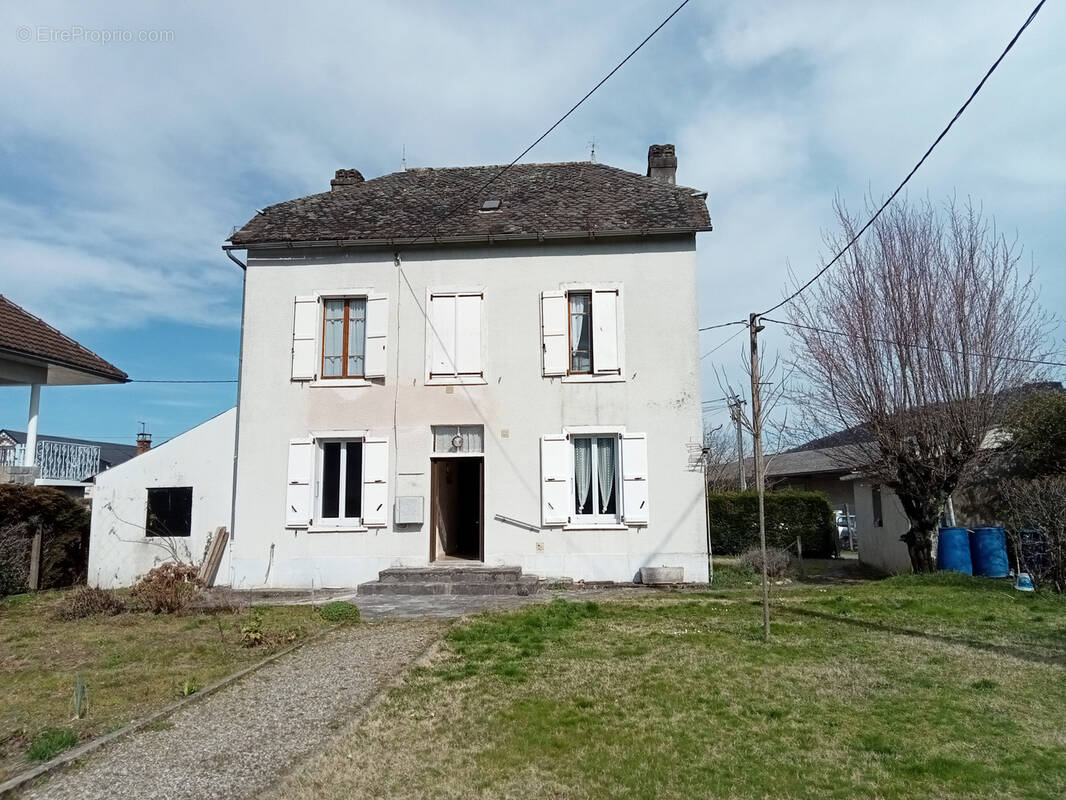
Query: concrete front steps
xmin=357 ymin=564 xmax=540 ymax=597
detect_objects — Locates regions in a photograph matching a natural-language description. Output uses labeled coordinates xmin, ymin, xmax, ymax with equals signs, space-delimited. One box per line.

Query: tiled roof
xmin=229 ymin=161 xmax=712 ymax=247
xmin=0 ymin=295 xmax=127 ymax=382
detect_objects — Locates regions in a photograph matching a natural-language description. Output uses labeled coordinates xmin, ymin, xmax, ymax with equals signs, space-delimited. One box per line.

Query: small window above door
xmin=432 ymin=425 xmax=484 ymax=455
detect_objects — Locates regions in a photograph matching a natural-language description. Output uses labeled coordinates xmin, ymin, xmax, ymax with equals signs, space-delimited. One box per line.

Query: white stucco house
xmin=221 ymin=145 xmax=712 ymax=588
xmin=88 ymin=409 xmax=236 ymax=587
xmin=88 ymin=145 xmax=714 ymax=589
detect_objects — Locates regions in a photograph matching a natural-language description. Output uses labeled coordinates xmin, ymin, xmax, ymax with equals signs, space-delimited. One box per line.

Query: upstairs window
xmin=541 ymin=287 xmax=621 ymax=378
xmin=146 ymin=487 xmax=193 ymax=537
xmin=322 ymin=298 xmax=366 ymax=378
xmin=428 ymin=291 xmax=484 ymax=382
xmin=568 ymin=292 xmax=592 ymax=373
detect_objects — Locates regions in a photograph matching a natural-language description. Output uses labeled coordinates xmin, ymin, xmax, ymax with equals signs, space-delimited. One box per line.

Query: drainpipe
xmin=24 ymin=384 xmax=40 ymax=469
xmin=224 ymin=248 xmax=248 ymax=574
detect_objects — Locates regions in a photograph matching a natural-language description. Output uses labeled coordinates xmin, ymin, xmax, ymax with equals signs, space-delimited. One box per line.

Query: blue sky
xmin=1 ymin=0 xmax=1063 ymax=447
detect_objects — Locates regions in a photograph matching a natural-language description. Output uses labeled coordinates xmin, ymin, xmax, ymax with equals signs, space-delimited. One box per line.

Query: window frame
xmin=871 ymin=484 xmax=884 ymax=528
xmin=314 ymin=437 xmax=365 ymax=528
xmin=570 ymin=432 xmax=622 ymax=524
xmin=145 ymin=486 xmax=193 ymax=538
xmin=320 ymin=297 xmax=367 ymax=380
xmin=567 ymin=290 xmax=594 ymax=375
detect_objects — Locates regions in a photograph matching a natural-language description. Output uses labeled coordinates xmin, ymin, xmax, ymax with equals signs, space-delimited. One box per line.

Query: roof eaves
xmin=225 ymin=225 xmax=712 ymax=251
xmin=0 ymin=344 xmax=129 ymax=383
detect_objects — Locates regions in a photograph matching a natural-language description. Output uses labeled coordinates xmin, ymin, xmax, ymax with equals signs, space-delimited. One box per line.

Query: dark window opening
xmin=320 ymin=440 xmax=363 ymax=521
xmin=146 ymin=487 xmax=193 ymax=537
xmin=872 ymin=485 xmax=884 ymax=528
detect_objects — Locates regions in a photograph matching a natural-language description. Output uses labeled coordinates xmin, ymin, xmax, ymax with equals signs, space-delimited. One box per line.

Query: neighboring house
xmin=763 ymin=444 xmax=861 ymax=512
xmin=89 ymin=409 xmax=236 ymax=587
xmin=216 ymin=144 xmax=712 ymax=588
xmin=0 ymin=429 xmax=137 ymax=496
xmin=0 ymin=294 xmax=128 ymax=489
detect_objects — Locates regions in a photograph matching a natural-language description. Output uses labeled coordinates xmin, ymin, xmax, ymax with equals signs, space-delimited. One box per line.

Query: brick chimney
xmin=330 ymin=169 xmax=365 ymax=190
xmin=646 ymin=144 xmax=677 ymax=185
xmin=136 ymin=430 xmax=151 ymax=456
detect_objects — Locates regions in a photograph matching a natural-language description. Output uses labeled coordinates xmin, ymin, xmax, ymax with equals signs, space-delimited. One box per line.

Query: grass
xmin=0 ymin=589 xmax=334 ymax=781
xmin=269 ymin=576 xmax=1066 ymax=800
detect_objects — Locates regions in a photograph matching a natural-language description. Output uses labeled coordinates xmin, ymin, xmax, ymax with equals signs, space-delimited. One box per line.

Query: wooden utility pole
xmin=729 ymin=396 xmax=747 ymax=491
xmin=749 ymin=312 xmax=770 ymax=641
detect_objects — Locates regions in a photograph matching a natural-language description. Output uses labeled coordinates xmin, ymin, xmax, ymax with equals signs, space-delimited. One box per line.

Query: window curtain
xmin=432 ymin=425 xmax=484 ymax=454
xmin=596 ymin=436 xmax=616 ymax=513
xmin=574 ymin=437 xmax=592 ymax=514
xmin=323 ymin=300 xmax=344 ymax=376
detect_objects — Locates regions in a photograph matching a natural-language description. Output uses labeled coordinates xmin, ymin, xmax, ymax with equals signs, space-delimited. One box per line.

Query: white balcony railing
xmin=0 ymin=441 xmax=101 ymax=481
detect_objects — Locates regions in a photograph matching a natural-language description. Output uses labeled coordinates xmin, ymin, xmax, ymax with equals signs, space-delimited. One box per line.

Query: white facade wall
xmin=229 ymin=237 xmax=708 ymax=588
xmin=88 ymin=409 xmax=236 ymax=588
xmin=853 ymin=481 xmax=913 ymax=574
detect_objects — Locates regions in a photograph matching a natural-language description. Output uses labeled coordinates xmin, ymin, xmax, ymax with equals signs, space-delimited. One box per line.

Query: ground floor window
xmin=145 ymin=487 xmax=193 ymax=537
xmin=318 ymin=440 xmax=363 ymax=524
xmin=573 ymin=435 xmax=619 ymax=520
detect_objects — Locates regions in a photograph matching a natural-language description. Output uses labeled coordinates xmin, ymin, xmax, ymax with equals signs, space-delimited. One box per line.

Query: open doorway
xmin=430 ymin=457 xmax=483 ymax=561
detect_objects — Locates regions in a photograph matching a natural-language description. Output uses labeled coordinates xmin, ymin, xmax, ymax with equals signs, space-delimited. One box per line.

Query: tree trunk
xmin=902 ymin=526 xmax=935 ymax=573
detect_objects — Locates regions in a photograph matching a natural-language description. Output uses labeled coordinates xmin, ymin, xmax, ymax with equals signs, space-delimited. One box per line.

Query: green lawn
xmin=0 ymin=590 xmax=333 ymax=781
xmin=270 ymin=575 xmax=1066 ymax=800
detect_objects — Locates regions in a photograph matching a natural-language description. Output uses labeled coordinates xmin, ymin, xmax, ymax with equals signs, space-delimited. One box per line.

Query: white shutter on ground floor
xmin=285 ymin=438 xmax=313 ymax=527
xmin=291 ymin=297 xmax=318 ymax=380
xmin=591 ymin=288 xmax=620 ymax=374
xmin=621 ymin=432 xmax=649 ymax=525
xmin=361 ymin=437 xmax=389 ymax=526
xmin=541 ymin=291 xmax=568 ymax=377
xmin=364 ymin=294 xmax=388 ymax=378
xmin=541 ymin=434 xmax=571 ymax=526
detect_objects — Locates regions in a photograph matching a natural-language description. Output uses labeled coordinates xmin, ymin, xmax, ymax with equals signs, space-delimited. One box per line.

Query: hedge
xmin=0 ymin=484 xmax=90 ymax=596
xmin=708 ymin=490 xmax=837 ymax=557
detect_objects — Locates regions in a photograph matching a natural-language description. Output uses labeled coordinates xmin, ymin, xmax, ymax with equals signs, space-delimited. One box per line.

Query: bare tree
xmin=703 ymin=425 xmax=742 ymax=492
xmin=786 ymin=196 xmax=1053 ymax=572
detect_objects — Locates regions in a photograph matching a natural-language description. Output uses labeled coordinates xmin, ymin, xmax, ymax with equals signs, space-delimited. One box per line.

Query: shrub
xmin=708 ymin=490 xmax=836 ymax=557
xmin=131 ymin=563 xmax=203 ymax=614
xmin=55 ymin=586 xmax=127 ymax=620
xmin=320 ymin=601 xmax=361 ymax=624
xmin=0 ymin=485 xmax=90 ymax=594
xmin=1002 ymin=477 xmax=1066 ymax=593
xmin=26 ymin=727 xmax=78 ymax=762
xmin=738 ymin=547 xmax=792 ymax=579
xmin=241 ymin=611 xmax=264 ymax=647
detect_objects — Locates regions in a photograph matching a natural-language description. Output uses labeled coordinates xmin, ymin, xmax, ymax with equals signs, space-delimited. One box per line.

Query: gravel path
xmin=20 ymin=621 xmax=444 ymax=800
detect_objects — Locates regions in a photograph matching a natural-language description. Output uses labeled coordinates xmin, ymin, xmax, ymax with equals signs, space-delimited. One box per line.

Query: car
xmin=835 ymin=510 xmax=857 ymax=549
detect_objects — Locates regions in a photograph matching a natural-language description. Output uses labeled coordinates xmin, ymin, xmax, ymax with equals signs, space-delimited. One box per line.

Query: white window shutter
xmin=621 ymin=432 xmax=649 ymax=525
xmin=362 ymin=437 xmax=389 ymax=526
xmin=291 ymin=297 xmax=318 ymax=381
xmin=455 ymin=293 xmax=483 ymax=376
xmin=541 ymin=434 xmax=571 ymax=526
xmin=364 ymin=294 xmax=388 ymax=378
xmin=591 ymin=288 xmax=620 ymax=374
xmin=285 ymin=438 xmax=313 ymax=527
xmin=429 ymin=294 xmax=457 ymax=376
xmin=541 ymin=291 xmax=568 ymax=376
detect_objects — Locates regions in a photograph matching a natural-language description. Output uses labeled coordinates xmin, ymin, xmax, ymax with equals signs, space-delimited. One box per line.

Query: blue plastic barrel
xmin=971 ymin=527 xmax=1009 ymax=578
xmin=937 ymin=527 xmax=973 ymax=574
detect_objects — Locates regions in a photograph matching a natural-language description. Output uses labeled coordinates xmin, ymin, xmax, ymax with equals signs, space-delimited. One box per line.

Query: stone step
xmin=358 ymin=574 xmax=540 ymax=597
xmin=377 ymin=565 xmax=523 ymax=584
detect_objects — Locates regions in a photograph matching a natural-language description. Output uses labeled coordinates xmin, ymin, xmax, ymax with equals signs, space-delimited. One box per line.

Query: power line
xmin=400 ymin=0 xmax=694 ymax=249
xmin=699 ymin=320 xmax=746 ymax=333
xmin=700 ymin=326 xmax=746 ymax=360
xmin=762 ymin=316 xmax=1066 ymax=369
xmin=759 ymin=0 xmax=1048 ymax=318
